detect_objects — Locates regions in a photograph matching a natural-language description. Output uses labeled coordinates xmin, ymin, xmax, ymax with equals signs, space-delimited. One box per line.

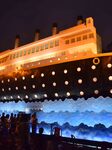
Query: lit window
xmin=77 ymin=67 xmax=81 ymax=72
xmin=23 ymin=86 xmax=26 ymax=90
xmin=25 ymin=95 xmax=28 ymax=99
xmin=38 ymin=62 xmax=40 ymax=65
xmin=4 ymin=97 xmax=6 ymax=100
xmin=65 ymin=40 xmax=69 ymax=44
xmin=65 ymin=81 xmax=69 ymax=85
xmin=109 ymin=76 xmax=112 ymax=81
xmin=107 ymin=64 xmax=112 ymax=68
xmin=42 ymin=84 xmax=45 ymax=88
xmin=52 ymin=71 xmax=55 ymax=75
xmin=2 ymin=88 xmax=4 ymax=92
xmin=89 ymin=33 xmax=94 ymax=38
xmin=78 ymin=79 xmax=82 ymax=84
xmin=93 ymin=77 xmax=97 ymax=82
xmin=83 ymin=35 xmax=87 ymax=40
xmin=8 ymin=88 xmax=11 ymax=91
xmin=44 ymin=94 xmax=47 ymax=98
xmin=55 ymin=93 xmax=58 ymax=97
xmin=58 ymin=58 xmax=60 ymax=61
xmin=71 ymin=38 xmax=75 ymax=43
xmin=77 ymin=37 xmax=81 ymax=41
xmin=32 ymin=85 xmax=36 ymax=88
xmin=15 ymin=78 xmax=17 ymax=81
xmin=41 ymin=73 xmax=44 ymax=77
xmin=10 ymin=96 xmax=13 ymax=99
xmin=8 ymin=79 xmax=10 ymax=82
xmin=66 ymin=92 xmax=70 ymax=96
xmin=31 ymin=75 xmax=34 ymax=78
xmin=65 ymin=57 xmax=68 ymax=60
xmin=1 ymin=80 xmax=4 ymax=83
xmin=110 ymin=89 xmax=112 ymax=94
xmin=91 ymin=65 xmax=96 ymax=70
xmin=50 ymin=60 xmax=52 ymax=63
xmin=64 ymin=69 xmax=67 ymax=74
xmin=53 ymin=82 xmax=56 ymax=86
xmin=94 ymin=90 xmax=99 ymax=94
xmin=15 ymin=87 xmax=18 ymax=90
xmin=34 ymin=94 xmax=38 ymax=98
xmin=55 ymin=40 xmax=59 ymax=46
xmin=80 ymin=91 xmax=84 ymax=96
xmin=22 ymin=76 xmax=25 ymax=80
xmin=17 ymin=95 xmax=20 ymax=99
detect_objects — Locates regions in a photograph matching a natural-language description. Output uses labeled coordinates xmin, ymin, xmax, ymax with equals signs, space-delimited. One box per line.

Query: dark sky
xmin=0 ymin=0 xmax=112 ymax=52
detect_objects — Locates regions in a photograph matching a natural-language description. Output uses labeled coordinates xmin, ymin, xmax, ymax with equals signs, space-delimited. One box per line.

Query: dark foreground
xmin=0 ymin=133 xmax=112 ymax=150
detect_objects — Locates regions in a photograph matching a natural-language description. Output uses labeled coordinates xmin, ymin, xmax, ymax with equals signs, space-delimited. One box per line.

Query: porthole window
xmin=44 ymin=94 xmax=47 ymax=98
xmin=22 ymin=76 xmax=25 ymax=80
xmin=93 ymin=77 xmax=97 ymax=82
xmin=66 ymin=92 xmax=70 ymax=96
xmin=80 ymin=91 xmax=84 ymax=96
xmin=91 ymin=65 xmax=96 ymax=70
xmin=2 ymin=88 xmax=4 ymax=92
xmin=8 ymin=79 xmax=10 ymax=82
xmin=93 ymin=58 xmax=100 ymax=65
xmin=109 ymin=76 xmax=112 ymax=81
xmin=34 ymin=94 xmax=38 ymax=98
xmin=41 ymin=73 xmax=44 ymax=77
xmin=65 ymin=81 xmax=69 ymax=85
xmin=77 ymin=67 xmax=81 ymax=72
xmin=8 ymin=88 xmax=11 ymax=91
xmin=15 ymin=87 xmax=18 ymax=90
xmin=110 ymin=89 xmax=112 ymax=94
xmin=42 ymin=84 xmax=45 ymax=88
xmin=15 ymin=78 xmax=17 ymax=81
xmin=52 ymin=71 xmax=55 ymax=75
xmin=25 ymin=95 xmax=28 ymax=99
xmin=1 ymin=80 xmax=4 ymax=83
xmin=17 ymin=96 xmax=20 ymax=99
xmin=31 ymin=75 xmax=34 ymax=78
xmin=107 ymin=64 xmax=112 ymax=68
xmin=78 ymin=79 xmax=82 ymax=84
xmin=55 ymin=93 xmax=58 ymax=97
xmin=10 ymin=96 xmax=13 ymax=99
xmin=53 ymin=82 xmax=56 ymax=86
xmin=94 ymin=90 xmax=99 ymax=94
xmin=23 ymin=86 xmax=26 ymax=90
xmin=32 ymin=85 xmax=36 ymax=88
xmin=64 ymin=69 xmax=68 ymax=74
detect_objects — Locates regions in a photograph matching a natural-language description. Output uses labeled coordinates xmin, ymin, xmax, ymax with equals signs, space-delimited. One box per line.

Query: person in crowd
xmin=31 ymin=113 xmax=38 ymax=135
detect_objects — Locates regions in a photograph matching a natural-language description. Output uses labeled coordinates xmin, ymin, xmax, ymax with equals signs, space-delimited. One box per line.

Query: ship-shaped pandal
xmin=0 ymin=16 xmax=112 ymax=102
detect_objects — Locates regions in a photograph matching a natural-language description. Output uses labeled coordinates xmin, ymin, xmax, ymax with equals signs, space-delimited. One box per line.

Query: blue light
xmin=1 ymin=96 xmax=112 ymax=142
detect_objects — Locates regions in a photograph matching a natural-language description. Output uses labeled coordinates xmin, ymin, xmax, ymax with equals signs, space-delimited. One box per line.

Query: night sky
xmin=0 ymin=0 xmax=112 ymax=52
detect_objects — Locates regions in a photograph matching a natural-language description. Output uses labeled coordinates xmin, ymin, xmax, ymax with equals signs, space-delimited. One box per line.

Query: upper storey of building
xmin=0 ymin=17 xmax=102 ymax=76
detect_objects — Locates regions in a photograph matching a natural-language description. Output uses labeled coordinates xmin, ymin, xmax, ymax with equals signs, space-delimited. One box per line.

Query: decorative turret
xmin=52 ymin=23 xmax=58 ymax=35
xmin=14 ymin=35 xmax=20 ymax=48
xmin=34 ymin=29 xmax=40 ymax=41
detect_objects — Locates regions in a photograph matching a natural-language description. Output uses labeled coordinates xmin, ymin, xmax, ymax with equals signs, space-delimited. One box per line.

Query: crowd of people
xmin=0 ymin=112 xmax=64 ymax=150
xmin=0 ymin=112 xmax=39 ymax=150
xmin=0 ymin=112 xmax=93 ymax=150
